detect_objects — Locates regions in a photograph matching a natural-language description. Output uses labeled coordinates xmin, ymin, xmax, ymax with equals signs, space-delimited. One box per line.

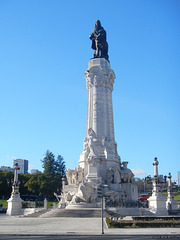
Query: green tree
xmin=55 ymin=155 xmax=66 ymax=176
xmin=41 ymin=150 xmax=56 ymax=176
xmin=0 ymin=151 xmax=66 ymax=201
xmin=24 ymin=173 xmax=42 ymax=196
xmin=19 ymin=173 xmax=32 ymax=196
xmin=0 ymin=171 xmax=14 ymax=199
xmin=40 ymin=150 xmax=66 ymax=199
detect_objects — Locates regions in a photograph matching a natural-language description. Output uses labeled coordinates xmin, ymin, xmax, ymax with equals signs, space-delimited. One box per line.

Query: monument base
xmin=166 ymin=198 xmax=178 ymax=211
xmin=148 ymin=195 xmax=168 ymax=216
xmin=121 ymin=183 xmax=138 ymax=201
xmin=6 ymin=197 xmax=23 ymax=216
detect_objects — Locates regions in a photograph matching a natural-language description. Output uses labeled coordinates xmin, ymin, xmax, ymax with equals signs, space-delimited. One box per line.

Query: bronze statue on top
xmin=89 ymin=20 xmax=109 ymax=61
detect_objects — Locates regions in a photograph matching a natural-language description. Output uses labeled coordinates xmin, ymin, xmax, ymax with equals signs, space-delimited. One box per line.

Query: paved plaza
xmin=0 ymin=214 xmax=180 ymax=239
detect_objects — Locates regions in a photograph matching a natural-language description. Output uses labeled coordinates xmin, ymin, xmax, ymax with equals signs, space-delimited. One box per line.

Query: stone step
xmin=22 ymin=209 xmax=51 ymax=217
xmin=106 ymin=207 xmax=141 ymax=217
xmin=39 ymin=208 xmax=109 ymax=218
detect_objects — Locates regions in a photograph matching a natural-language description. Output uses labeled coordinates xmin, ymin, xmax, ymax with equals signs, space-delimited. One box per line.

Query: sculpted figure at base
xmin=108 ymin=166 xmax=121 ymax=184
xmin=107 ymin=162 xmax=134 ymax=185
xmin=66 ymin=166 xmax=84 ymax=185
xmin=121 ymin=162 xmax=134 ymax=183
xmin=80 ymin=182 xmax=97 ymax=203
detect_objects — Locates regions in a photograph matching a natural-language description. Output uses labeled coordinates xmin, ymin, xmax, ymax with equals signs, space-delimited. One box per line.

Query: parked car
xmin=138 ymin=193 xmax=150 ymax=202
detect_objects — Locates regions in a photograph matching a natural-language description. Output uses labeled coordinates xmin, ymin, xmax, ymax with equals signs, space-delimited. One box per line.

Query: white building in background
xmin=0 ymin=166 xmax=14 ymax=172
xmin=177 ymin=171 xmax=180 ymax=186
xmin=31 ymin=169 xmax=41 ymax=174
xmin=13 ymin=159 xmax=28 ymax=174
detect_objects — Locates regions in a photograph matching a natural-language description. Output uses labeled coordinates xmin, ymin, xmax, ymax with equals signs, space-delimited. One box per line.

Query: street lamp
xmin=97 ymin=184 xmax=108 ymax=234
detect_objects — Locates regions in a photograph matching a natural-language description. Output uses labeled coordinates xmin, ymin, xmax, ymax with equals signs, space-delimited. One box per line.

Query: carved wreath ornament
xmin=85 ymin=67 xmax=115 ymax=91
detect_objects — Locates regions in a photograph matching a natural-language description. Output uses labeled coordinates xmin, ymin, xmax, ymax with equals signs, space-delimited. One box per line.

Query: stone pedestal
xmin=6 ymin=163 xmax=23 ymax=216
xmin=166 ymin=173 xmax=178 ymax=211
xmin=148 ymin=195 xmax=167 ymax=216
xmin=86 ymin=157 xmax=102 ymax=183
xmin=121 ymin=183 xmax=138 ymax=201
xmin=148 ymin=182 xmax=167 ymax=216
xmin=166 ymin=197 xmax=178 ymax=211
xmin=6 ymin=197 xmax=23 ymax=216
xmin=148 ymin=158 xmax=167 ymax=216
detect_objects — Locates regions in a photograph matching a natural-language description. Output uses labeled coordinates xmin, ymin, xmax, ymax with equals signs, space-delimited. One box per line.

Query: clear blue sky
xmin=0 ymin=0 xmax=179 ymax=181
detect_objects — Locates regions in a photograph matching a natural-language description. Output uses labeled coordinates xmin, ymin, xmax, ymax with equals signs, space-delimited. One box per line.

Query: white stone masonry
xmin=79 ymin=58 xmax=120 ymax=183
xmin=63 ymin=57 xmax=138 ymax=207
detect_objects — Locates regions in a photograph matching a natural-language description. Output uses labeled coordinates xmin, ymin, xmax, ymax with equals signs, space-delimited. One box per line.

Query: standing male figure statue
xmin=89 ymin=20 xmax=109 ymax=61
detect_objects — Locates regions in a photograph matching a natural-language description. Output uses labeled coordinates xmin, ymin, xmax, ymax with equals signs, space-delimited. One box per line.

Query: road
xmin=0 ymin=235 xmax=180 ymax=240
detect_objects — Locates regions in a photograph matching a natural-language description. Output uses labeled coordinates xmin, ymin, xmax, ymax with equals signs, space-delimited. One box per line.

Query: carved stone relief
xmin=66 ymin=167 xmax=84 ymax=185
xmin=85 ymin=66 xmax=115 ymax=91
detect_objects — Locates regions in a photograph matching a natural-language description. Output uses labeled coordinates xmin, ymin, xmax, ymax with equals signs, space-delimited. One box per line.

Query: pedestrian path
xmin=0 ymin=214 xmax=180 ymax=236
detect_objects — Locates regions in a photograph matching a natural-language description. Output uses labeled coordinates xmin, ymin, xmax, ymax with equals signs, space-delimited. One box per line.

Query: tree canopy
xmin=27 ymin=150 xmax=66 ymax=199
xmin=0 ymin=150 xmax=66 ymax=200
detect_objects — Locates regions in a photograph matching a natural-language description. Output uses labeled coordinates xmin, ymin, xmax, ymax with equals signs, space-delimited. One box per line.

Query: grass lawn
xmin=0 ymin=200 xmax=57 ymax=208
xmin=174 ymin=195 xmax=180 ymax=201
xmin=162 ymin=192 xmax=180 ymax=201
xmin=0 ymin=200 xmax=8 ymax=208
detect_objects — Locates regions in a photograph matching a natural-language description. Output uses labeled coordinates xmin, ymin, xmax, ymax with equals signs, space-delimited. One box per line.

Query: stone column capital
xmin=85 ymin=58 xmax=115 ymax=91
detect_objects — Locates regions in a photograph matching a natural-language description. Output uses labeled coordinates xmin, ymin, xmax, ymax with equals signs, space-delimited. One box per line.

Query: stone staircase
xmin=22 ymin=208 xmax=51 ymax=217
xmin=106 ymin=207 xmax=141 ymax=217
xmin=38 ymin=208 xmax=110 ymax=218
xmin=22 ymin=207 xmax=155 ymax=218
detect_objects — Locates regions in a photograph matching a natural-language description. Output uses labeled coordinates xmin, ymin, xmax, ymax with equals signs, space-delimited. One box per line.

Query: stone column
xmin=79 ymin=58 xmax=120 ymax=182
xmin=153 ymin=157 xmax=159 ymax=183
xmin=6 ymin=163 xmax=23 ymax=216
xmin=166 ymin=173 xmax=178 ymax=211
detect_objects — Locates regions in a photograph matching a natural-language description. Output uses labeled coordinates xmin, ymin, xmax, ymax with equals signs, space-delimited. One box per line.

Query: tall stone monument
xmin=63 ymin=20 xmax=138 ymax=208
xmin=148 ymin=158 xmax=167 ymax=215
xmin=6 ymin=163 xmax=23 ymax=215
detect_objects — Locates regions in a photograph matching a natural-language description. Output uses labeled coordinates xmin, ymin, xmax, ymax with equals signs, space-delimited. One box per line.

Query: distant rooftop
xmin=0 ymin=166 xmax=14 ymax=172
